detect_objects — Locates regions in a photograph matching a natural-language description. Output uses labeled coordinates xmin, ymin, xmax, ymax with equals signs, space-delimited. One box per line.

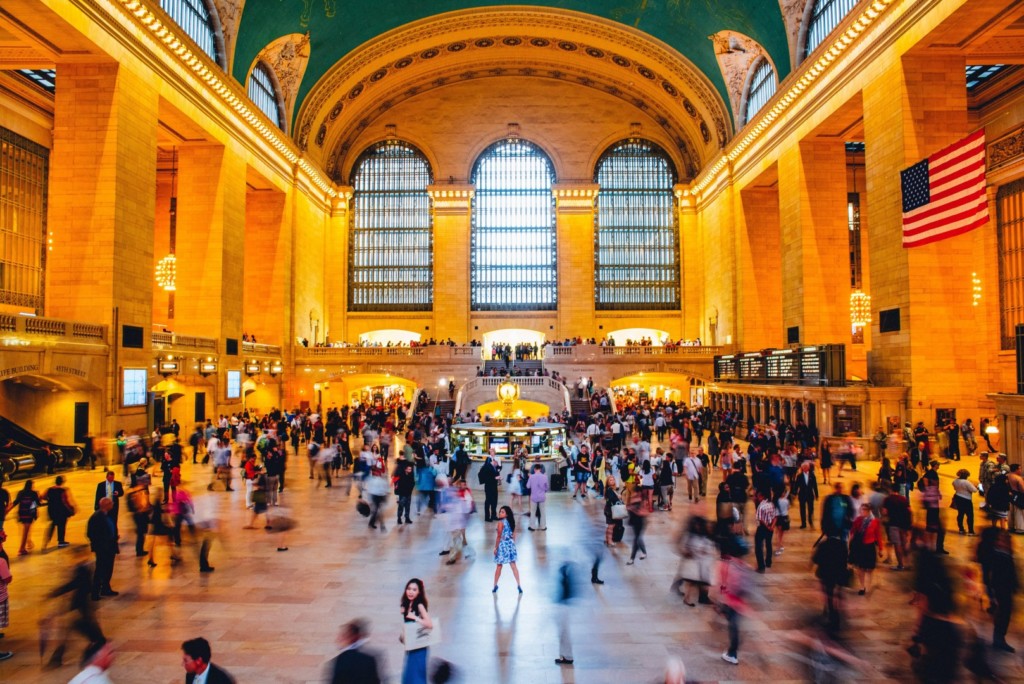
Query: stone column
xmin=324 ymin=187 xmax=353 ymax=344
xmin=428 ymin=185 xmax=474 ymax=342
xmin=553 ymin=183 xmax=599 ymax=339
xmin=777 ymin=140 xmax=850 ymax=345
xmin=863 ymin=54 xmax=975 ymax=424
xmin=737 ymin=184 xmax=783 ymax=348
xmin=174 ymin=143 xmax=247 ymax=344
xmin=677 ymin=186 xmax=701 ymax=339
xmin=48 ymin=63 xmax=157 ymax=331
xmin=244 ymin=185 xmax=291 ymax=344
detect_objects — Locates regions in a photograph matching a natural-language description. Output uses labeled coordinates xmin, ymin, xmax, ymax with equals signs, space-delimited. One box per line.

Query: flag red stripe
xmin=903 ymin=213 xmax=989 ymax=247
xmin=929 ymin=139 xmax=986 ymax=176
xmin=903 ymin=196 xmax=987 ymax=237
xmin=903 ymin=183 xmax=986 ymax=227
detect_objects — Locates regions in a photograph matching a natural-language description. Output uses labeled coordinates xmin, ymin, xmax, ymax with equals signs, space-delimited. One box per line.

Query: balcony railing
xmin=544 ymin=344 xmax=724 ymax=360
xmin=0 ymin=314 xmax=107 ymax=344
xmin=242 ymin=341 xmax=282 ymax=356
xmin=151 ymin=332 xmax=217 ymax=351
xmin=298 ymin=345 xmax=482 ymax=360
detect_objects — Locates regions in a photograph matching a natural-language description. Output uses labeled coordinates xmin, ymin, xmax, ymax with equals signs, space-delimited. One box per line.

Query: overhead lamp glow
xmin=155 ymin=254 xmax=177 ymax=291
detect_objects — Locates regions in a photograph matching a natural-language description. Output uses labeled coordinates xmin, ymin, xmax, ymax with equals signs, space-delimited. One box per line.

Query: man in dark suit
xmin=791 ymin=462 xmax=819 ymax=529
xmin=479 ymin=452 xmax=501 ymax=522
xmin=329 ymin=619 xmax=382 ymax=684
xmin=182 ymin=637 xmax=235 ymax=684
xmin=94 ymin=471 xmax=125 ymax=536
xmin=87 ymin=498 xmax=119 ymax=600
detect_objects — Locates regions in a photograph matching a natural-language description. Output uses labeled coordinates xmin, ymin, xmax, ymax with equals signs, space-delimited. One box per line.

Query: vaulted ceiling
xmin=232 ymin=1 xmax=792 ymax=124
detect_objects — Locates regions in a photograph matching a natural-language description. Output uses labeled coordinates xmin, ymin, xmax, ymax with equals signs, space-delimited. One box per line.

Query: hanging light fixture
xmin=155 ymin=254 xmax=177 ymax=291
xmin=850 ymin=289 xmax=871 ymax=328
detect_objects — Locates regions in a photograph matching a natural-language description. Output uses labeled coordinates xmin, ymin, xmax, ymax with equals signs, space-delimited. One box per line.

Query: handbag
xmin=403 ymin=618 xmax=441 ymax=651
xmin=611 ymin=502 xmax=628 ymax=520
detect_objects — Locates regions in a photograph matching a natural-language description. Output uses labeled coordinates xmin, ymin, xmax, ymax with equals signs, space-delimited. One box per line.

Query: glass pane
xmin=159 ymin=0 xmax=219 ymax=66
xmin=349 ymin=141 xmax=433 ymax=311
xmin=0 ymin=127 xmax=47 ymax=310
xmin=805 ymin=0 xmax=859 ymax=59
xmin=470 ymin=140 xmax=556 ymax=311
xmin=248 ymin=63 xmax=282 ymax=128
xmin=594 ymin=139 xmax=679 ymax=310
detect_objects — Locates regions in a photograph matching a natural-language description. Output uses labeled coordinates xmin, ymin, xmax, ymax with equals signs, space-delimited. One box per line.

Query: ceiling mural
xmin=233 ymin=1 xmax=790 ymax=125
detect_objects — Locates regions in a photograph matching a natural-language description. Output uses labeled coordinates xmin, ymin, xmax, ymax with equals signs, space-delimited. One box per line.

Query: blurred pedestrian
xmin=87 ymin=498 xmax=119 ymax=600
xmin=849 ymin=503 xmax=883 ymax=595
xmin=0 ymin=529 xmax=11 ymax=661
xmin=554 ymin=561 xmax=578 ymax=666
xmin=14 ymin=479 xmax=40 ymax=555
xmin=68 ymin=639 xmax=115 ymax=684
xmin=329 ymin=618 xmax=382 ymax=683
xmin=625 ymin=485 xmax=648 ymax=565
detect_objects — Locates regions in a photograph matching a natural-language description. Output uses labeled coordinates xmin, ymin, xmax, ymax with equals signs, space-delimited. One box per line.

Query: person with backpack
xmin=820 ymin=482 xmax=854 ymax=542
xmin=14 ymin=480 xmax=40 ymax=556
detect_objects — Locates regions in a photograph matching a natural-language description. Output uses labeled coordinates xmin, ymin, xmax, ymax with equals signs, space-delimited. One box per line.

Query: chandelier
xmin=155 ymin=254 xmax=177 ymax=291
xmin=849 ymin=289 xmax=871 ymax=328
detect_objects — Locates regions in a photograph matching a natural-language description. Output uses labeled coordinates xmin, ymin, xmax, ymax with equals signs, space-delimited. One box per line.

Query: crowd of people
xmin=0 ymin=394 xmax=1020 ymax=682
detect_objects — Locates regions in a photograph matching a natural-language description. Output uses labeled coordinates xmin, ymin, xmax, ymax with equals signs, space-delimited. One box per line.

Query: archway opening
xmin=358 ymin=329 xmax=422 ymax=346
xmin=609 ymin=372 xmax=692 ymax=408
xmin=481 ymin=329 xmax=546 ymax=359
xmin=605 ymin=328 xmax=669 ymax=345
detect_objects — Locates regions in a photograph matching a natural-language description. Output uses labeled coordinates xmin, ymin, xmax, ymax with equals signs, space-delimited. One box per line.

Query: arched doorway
xmin=481 ymin=329 xmax=546 ymax=359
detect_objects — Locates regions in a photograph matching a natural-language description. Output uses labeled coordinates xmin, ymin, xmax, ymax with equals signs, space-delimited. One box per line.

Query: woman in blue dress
xmin=492 ymin=505 xmax=522 ymax=593
xmin=400 ymin=577 xmax=432 ymax=684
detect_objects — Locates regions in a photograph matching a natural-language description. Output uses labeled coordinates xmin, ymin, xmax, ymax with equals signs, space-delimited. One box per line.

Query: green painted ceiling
xmin=233 ymin=1 xmax=791 ymax=126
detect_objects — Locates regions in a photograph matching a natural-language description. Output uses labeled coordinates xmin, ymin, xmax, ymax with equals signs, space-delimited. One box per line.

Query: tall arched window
xmin=349 ymin=141 xmax=433 ymax=311
xmin=160 ymin=0 xmax=222 ymax=67
xmin=743 ymin=58 xmax=776 ymax=126
xmin=471 ymin=139 xmax=556 ymax=311
xmin=594 ymin=139 xmax=679 ymax=310
xmin=248 ymin=62 xmax=283 ymax=129
xmin=803 ymin=0 xmax=859 ymax=60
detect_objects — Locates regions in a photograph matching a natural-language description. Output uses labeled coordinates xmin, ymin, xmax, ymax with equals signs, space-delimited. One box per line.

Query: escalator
xmin=0 ymin=416 xmax=83 ymax=479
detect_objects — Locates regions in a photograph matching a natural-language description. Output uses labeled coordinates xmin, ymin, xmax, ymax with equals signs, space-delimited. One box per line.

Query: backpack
xmin=822 ymin=495 xmax=848 ymax=537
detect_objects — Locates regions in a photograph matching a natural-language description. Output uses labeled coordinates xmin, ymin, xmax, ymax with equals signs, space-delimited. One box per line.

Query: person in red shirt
xmin=850 ymin=503 xmax=884 ymax=595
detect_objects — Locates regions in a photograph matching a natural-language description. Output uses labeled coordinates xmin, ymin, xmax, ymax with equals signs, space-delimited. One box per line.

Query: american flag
xmin=900 ymin=129 xmax=988 ymax=248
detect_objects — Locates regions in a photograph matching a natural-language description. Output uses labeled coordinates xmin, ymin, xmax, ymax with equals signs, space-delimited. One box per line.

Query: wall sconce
xmin=972 ymin=272 xmax=982 ymax=306
xmin=199 ymin=357 xmax=218 ymax=377
xmin=269 ymin=361 xmax=283 ymax=376
xmin=245 ymin=361 xmax=262 ymax=376
xmin=159 ymin=354 xmax=179 ymax=377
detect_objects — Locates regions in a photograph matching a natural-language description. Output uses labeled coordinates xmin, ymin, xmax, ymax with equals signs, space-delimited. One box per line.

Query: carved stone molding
xmin=708 ymin=30 xmax=771 ymax=132
xmin=210 ymin=0 xmax=244 ymax=71
xmin=428 ymin=184 xmax=475 ymax=214
xmin=295 ymin=8 xmax=732 ymax=167
xmin=256 ymin=33 xmax=311 ymax=133
xmin=321 ymin=59 xmax=701 ymax=185
xmin=553 ymin=182 xmax=599 ymax=213
xmin=778 ymin=0 xmax=811 ymax=68
xmin=989 ymin=125 xmax=1024 ymax=171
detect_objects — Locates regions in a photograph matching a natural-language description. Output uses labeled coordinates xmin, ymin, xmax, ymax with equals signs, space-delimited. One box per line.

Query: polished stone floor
xmin=0 ymin=441 xmax=1022 ymax=683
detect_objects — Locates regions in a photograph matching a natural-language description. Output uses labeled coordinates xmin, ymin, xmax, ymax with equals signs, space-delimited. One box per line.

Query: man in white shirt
xmin=683 ymin=452 xmax=703 ymax=503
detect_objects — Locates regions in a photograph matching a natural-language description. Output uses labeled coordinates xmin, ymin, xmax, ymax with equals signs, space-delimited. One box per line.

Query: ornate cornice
xmin=427 ymin=184 xmax=475 ymax=214
xmin=553 ymin=182 xmax=598 ymax=213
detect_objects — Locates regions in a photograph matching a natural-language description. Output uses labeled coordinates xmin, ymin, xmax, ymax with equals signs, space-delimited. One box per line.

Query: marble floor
xmin=0 ymin=443 xmax=1022 ymax=683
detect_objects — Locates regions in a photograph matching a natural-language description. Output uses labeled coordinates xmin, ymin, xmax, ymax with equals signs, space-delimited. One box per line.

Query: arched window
xmin=248 ymin=62 xmax=283 ymax=129
xmin=471 ymin=139 xmax=556 ymax=311
xmin=160 ymin=0 xmax=222 ymax=67
xmin=349 ymin=141 xmax=433 ymax=311
xmin=804 ymin=0 xmax=859 ymax=60
xmin=594 ymin=139 xmax=679 ymax=310
xmin=743 ymin=58 xmax=776 ymax=125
